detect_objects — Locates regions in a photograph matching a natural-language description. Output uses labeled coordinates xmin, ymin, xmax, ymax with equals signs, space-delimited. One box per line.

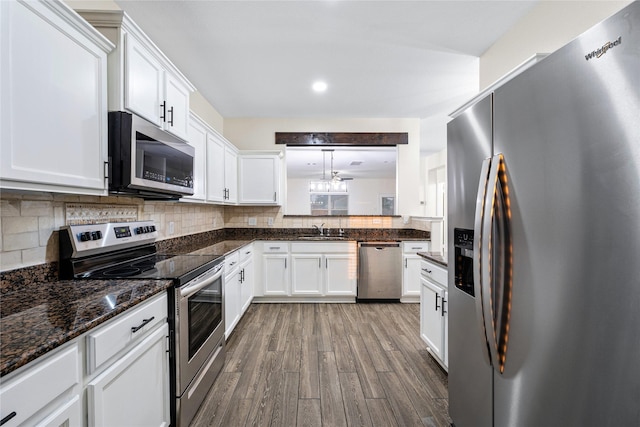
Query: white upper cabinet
xmin=184 ymin=114 xmax=208 ymax=202
xmin=79 ymin=10 xmax=194 ymax=141
xmin=0 ymin=0 xmax=113 ymax=195
xmin=206 ymin=132 xmax=226 ymax=203
xmin=238 ymin=153 xmax=282 ymax=205
xmin=124 ymin=34 xmax=164 ymax=127
xmin=224 ymin=145 xmax=238 ymax=204
xmin=205 ymin=130 xmax=237 ymax=205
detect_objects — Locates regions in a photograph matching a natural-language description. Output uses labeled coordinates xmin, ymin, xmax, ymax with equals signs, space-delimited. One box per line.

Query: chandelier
xmin=309 ymin=150 xmax=348 ymax=192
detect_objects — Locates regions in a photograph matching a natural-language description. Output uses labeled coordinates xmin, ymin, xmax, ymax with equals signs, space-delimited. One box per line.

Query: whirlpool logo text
xmin=585 ymin=36 xmax=622 ymax=61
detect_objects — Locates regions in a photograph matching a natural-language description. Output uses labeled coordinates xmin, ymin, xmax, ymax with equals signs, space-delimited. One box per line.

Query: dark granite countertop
xmin=1 ymin=227 xmax=431 ymax=377
xmin=172 ymin=239 xmax=254 ymax=256
xmin=417 ymin=252 xmax=448 ymax=267
xmin=0 ymin=279 xmax=171 ymax=377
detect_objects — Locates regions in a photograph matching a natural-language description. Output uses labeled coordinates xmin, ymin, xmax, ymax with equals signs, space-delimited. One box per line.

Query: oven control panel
xmin=60 ymin=221 xmax=158 ymax=257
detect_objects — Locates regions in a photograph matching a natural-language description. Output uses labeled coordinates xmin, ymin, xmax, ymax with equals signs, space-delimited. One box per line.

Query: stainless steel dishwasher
xmin=357 ymin=242 xmax=402 ymax=301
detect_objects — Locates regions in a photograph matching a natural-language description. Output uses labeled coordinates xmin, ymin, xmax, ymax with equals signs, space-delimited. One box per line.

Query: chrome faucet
xmin=312 ymin=223 xmax=325 ymax=236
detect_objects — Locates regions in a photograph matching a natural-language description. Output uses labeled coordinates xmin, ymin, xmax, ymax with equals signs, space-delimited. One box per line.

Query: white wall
xmin=224 ymin=118 xmax=422 ymax=216
xmin=480 ymin=1 xmax=632 ymax=89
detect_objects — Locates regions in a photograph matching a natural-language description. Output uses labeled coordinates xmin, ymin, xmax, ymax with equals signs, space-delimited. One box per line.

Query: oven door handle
xmin=180 ymin=266 xmax=224 ymax=299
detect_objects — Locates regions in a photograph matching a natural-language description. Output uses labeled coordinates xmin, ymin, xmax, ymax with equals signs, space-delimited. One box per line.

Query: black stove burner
xmin=73 ymin=251 xmax=223 ymax=286
xmin=102 ymin=267 xmax=142 ymax=277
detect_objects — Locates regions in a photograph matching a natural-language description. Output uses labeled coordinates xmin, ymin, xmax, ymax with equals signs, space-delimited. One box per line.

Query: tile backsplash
xmin=224 ymin=206 xmax=410 ymax=229
xmin=0 ymin=190 xmax=224 ymax=272
xmin=1 ymin=190 xmax=428 ymax=272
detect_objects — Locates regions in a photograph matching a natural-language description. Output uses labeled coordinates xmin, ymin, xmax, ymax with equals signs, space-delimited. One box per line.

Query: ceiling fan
xmin=323 ymin=149 xmax=354 ymax=182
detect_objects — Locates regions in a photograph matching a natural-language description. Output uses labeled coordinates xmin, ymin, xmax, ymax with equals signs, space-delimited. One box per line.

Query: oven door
xmin=176 ymin=263 xmax=224 ymax=393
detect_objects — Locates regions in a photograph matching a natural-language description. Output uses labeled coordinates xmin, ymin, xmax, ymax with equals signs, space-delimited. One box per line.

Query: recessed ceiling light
xmin=312 ymin=81 xmax=328 ymax=93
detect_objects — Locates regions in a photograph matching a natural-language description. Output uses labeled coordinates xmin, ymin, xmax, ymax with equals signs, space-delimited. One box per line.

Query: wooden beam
xmin=275 ymin=132 xmax=408 ymax=146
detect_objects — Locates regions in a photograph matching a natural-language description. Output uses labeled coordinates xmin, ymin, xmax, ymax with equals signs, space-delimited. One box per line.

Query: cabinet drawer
xmin=421 ymin=259 xmax=447 ymax=286
xmin=225 ymin=251 xmax=240 ymax=274
xmin=262 ymin=241 xmax=289 ymax=253
xmin=0 ymin=344 xmax=79 ymax=427
xmin=290 ymin=242 xmax=352 ymax=253
xmin=87 ymin=293 xmax=167 ymax=373
xmin=403 ymin=241 xmax=430 ymax=253
xmin=239 ymin=243 xmax=253 ymax=262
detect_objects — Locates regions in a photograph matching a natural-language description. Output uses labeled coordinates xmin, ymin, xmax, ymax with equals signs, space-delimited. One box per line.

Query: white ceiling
xmin=113 ymin=0 xmax=537 ymax=122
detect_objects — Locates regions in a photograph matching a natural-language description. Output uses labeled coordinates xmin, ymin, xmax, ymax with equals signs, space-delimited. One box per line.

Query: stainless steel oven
xmin=172 ymin=260 xmax=225 ymax=427
xmin=59 ymin=221 xmax=226 ymax=427
xmin=108 ymin=111 xmax=195 ymax=199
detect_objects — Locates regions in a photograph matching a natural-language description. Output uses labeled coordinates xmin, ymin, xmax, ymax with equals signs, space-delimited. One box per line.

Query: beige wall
xmin=190 ymin=92 xmax=225 ymax=134
xmin=480 ymin=0 xmax=632 ymax=88
xmin=224 ymin=117 xmax=422 ymax=217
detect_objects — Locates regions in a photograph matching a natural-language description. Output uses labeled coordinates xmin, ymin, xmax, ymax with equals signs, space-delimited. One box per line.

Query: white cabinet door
xmin=225 ymin=270 xmax=241 ymax=339
xmin=0 ymin=0 xmax=110 ymax=195
xmin=240 ymin=258 xmax=254 ymax=313
xmin=34 ymin=395 xmax=81 ymax=427
xmin=291 ymin=254 xmax=323 ymax=295
xmin=420 ymin=276 xmax=445 ymax=361
xmin=124 ymin=34 xmax=163 ymax=127
xmin=238 ymin=154 xmax=280 ymax=205
xmin=87 ymin=324 xmax=170 ymax=427
xmin=224 ymin=146 xmax=238 ymax=204
xmin=325 ymin=254 xmax=356 ymax=296
xmin=0 ymin=343 xmax=80 ymax=427
xmin=206 ymin=133 xmax=226 ymax=203
xmin=184 ymin=115 xmax=207 ymax=201
xmin=164 ymin=72 xmax=190 ymax=140
xmin=402 ymin=255 xmax=422 ymax=300
xmin=263 ymin=254 xmax=289 ymax=296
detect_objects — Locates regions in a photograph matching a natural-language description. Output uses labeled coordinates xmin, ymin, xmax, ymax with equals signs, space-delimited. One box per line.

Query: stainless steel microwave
xmin=108 ymin=111 xmax=195 ymax=199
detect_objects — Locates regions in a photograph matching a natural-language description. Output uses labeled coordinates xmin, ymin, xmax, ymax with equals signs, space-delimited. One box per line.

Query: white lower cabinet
xmin=86 ymin=292 xmax=170 ymax=427
xmin=225 ymin=244 xmax=255 ymax=339
xmin=239 ymin=246 xmax=254 ymax=313
xmin=263 ymin=254 xmax=290 ymax=296
xmin=0 ymin=292 xmax=171 ymax=427
xmin=87 ymin=324 xmax=170 ymax=427
xmin=325 ymin=254 xmax=357 ymax=296
xmin=256 ymin=241 xmax=356 ymax=301
xmin=402 ymin=241 xmax=430 ymax=302
xmin=224 ymin=251 xmax=241 ymax=339
xmin=291 ymin=254 xmax=324 ymax=295
xmin=0 ymin=344 xmax=81 ymax=427
xmin=419 ymin=258 xmax=448 ymax=370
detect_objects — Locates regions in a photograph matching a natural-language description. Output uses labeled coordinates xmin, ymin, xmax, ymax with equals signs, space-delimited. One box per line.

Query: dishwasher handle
xmin=359 ymin=242 xmax=400 ymax=249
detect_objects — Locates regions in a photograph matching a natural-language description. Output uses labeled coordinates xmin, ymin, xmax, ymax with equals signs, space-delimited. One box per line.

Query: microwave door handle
xmin=180 ymin=267 xmax=224 ymax=299
xmin=474 ymin=156 xmax=493 ymax=367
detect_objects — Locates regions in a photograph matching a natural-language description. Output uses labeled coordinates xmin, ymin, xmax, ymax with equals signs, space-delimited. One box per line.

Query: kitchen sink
xmin=297 ymin=235 xmax=346 ymax=240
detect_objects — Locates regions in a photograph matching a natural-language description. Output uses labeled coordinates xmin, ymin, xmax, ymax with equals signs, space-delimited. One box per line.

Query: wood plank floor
xmin=191 ymin=303 xmax=451 ymax=427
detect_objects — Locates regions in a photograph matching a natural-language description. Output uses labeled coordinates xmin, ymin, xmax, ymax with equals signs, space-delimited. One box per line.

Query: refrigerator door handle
xmin=481 ymin=153 xmax=513 ymax=374
xmin=474 ymin=157 xmax=493 ymax=366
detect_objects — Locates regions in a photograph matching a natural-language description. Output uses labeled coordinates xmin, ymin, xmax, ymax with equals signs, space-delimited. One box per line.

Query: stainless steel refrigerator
xmin=447 ymin=3 xmax=640 ymax=426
